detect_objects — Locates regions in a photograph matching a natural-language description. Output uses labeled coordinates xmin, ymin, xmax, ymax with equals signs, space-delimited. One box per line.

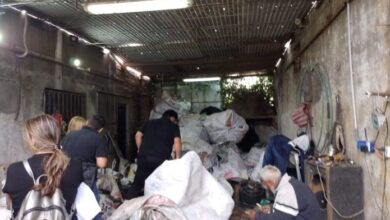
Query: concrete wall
xmin=0 ymin=10 xmax=147 ymax=164
xmin=276 ymin=0 xmax=390 ymax=219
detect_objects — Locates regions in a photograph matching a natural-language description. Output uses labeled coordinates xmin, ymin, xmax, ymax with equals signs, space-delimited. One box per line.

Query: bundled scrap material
xmin=150 ymin=91 xmax=191 ymax=119
xmin=203 ymin=109 xmax=249 ymax=144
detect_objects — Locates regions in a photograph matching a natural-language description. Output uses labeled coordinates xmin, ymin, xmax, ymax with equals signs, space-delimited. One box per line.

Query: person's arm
xmin=174 ymin=137 xmax=182 ymax=159
xmin=96 ymin=136 xmax=109 ymax=168
xmin=135 ymin=131 xmax=143 ymax=150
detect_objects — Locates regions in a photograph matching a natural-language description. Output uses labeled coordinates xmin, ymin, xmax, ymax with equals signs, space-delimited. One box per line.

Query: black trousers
xmin=124 ymin=156 xmax=165 ymax=199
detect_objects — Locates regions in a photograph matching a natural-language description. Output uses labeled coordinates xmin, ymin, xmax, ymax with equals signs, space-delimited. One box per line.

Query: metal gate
xmin=43 ymin=88 xmax=86 ymax=122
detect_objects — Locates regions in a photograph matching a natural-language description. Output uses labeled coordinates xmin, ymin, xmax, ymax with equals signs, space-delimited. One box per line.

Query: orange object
xmin=292 ymin=104 xmax=310 ymax=127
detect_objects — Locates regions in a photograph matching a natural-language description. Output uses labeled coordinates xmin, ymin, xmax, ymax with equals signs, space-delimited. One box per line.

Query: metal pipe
xmin=347 ymin=2 xmax=359 ymax=138
xmin=365 ymin=91 xmax=390 ymax=99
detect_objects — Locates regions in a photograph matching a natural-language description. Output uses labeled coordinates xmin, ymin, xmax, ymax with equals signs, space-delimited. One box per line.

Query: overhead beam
xmin=128 ymin=53 xmax=281 ymax=67
xmin=145 ymin=60 xmax=276 ymax=78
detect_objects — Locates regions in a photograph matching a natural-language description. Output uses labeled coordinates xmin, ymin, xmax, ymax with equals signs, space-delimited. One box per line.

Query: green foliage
xmin=221 ymin=76 xmax=274 ymax=108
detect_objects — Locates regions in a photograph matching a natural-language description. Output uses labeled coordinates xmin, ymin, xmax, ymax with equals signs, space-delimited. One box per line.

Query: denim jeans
xmin=91 ymin=182 xmax=102 ymax=220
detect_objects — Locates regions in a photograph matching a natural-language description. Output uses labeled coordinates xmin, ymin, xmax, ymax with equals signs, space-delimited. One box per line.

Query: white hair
xmin=259 ymin=165 xmax=282 ymax=183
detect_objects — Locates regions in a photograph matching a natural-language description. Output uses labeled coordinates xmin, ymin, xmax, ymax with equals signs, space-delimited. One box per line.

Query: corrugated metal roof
xmin=3 ymin=0 xmax=313 ymax=78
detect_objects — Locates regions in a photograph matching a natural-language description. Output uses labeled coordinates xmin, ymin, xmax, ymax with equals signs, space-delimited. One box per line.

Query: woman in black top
xmin=2 ymin=115 xmax=83 ymax=217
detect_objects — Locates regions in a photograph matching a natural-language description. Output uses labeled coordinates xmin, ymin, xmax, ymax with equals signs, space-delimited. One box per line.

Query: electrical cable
xmin=316 ymin=164 xmax=365 ymax=219
xmin=296 ymin=64 xmax=333 ymax=154
xmin=16 ymin=15 xmax=29 ymax=58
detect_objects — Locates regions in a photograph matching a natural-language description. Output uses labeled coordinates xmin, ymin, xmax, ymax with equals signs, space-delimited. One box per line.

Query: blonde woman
xmin=67 ymin=116 xmax=87 ymax=133
xmin=2 ymin=115 xmax=83 ymax=218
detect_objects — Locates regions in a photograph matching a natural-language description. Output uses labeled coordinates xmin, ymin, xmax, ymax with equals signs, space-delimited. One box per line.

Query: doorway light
xmin=183 ymin=77 xmax=221 ymax=83
xmin=84 ymin=0 xmax=193 ymax=14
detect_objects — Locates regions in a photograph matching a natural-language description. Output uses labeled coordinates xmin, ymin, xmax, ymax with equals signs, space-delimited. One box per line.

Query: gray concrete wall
xmin=0 ymin=10 xmax=146 ymax=164
xmin=276 ymin=0 xmax=390 ymax=219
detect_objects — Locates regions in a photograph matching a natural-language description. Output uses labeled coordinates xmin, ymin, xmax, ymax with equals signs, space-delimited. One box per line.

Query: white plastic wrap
xmin=250 ymin=151 xmax=265 ymax=183
xmin=243 ymin=147 xmax=266 ymax=168
xmin=203 ymin=109 xmax=249 ymax=144
xmin=213 ymin=146 xmax=248 ymax=180
xmin=180 ymin=114 xmax=211 ymax=153
xmin=144 ymin=152 xmax=234 ymax=220
xmin=0 ymin=196 xmax=12 ymax=220
xmin=150 ymin=92 xmax=191 ymax=119
xmin=109 ymin=195 xmax=187 ymax=220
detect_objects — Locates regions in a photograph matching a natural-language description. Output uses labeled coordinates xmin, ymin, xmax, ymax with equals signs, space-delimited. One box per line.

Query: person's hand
xmin=245 ymin=209 xmax=257 ymax=220
xmin=260 ymin=205 xmax=271 ymax=214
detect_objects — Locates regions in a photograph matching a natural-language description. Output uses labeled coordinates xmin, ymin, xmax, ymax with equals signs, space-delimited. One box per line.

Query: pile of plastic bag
xmin=109 ymin=152 xmax=234 ymax=220
xmin=150 ymin=91 xmax=191 ymax=119
xmin=96 ymin=169 xmax=123 ymax=219
xmin=179 ymin=114 xmax=211 ymax=153
xmin=211 ymin=143 xmax=248 ymax=180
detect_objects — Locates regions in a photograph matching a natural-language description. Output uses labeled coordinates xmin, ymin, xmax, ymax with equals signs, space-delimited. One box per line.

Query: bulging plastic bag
xmin=203 ymin=109 xmax=249 ymax=144
xmin=144 ymin=152 xmax=234 ymax=220
xmin=150 ymin=92 xmax=191 ymax=120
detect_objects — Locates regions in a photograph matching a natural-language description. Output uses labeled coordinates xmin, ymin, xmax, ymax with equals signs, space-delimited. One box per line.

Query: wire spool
xmin=296 ymin=64 xmax=333 ymax=154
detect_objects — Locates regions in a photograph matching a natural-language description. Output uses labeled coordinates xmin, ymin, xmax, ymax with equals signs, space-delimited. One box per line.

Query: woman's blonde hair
xmin=23 ymin=115 xmax=70 ymax=196
xmin=67 ymin=116 xmax=87 ymax=133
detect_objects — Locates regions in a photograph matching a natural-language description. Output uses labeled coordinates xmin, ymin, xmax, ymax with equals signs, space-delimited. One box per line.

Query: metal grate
xmin=4 ymin=0 xmax=314 ymax=77
xmin=43 ymin=88 xmax=86 ymax=122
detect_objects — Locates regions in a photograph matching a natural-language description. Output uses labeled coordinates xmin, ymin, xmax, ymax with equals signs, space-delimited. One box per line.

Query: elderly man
xmin=247 ymin=165 xmax=321 ymax=220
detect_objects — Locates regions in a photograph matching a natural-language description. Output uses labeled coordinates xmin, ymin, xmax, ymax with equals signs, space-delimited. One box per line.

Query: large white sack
xmin=180 ymin=114 xmax=211 ymax=153
xmin=150 ymin=92 xmax=191 ymax=119
xmin=144 ymin=151 xmax=234 ymax=220
xmin=203 ymin=109 xmax=249 ymax=144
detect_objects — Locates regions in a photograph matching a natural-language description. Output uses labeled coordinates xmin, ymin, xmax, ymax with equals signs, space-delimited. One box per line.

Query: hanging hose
xmin=16 ymin=15 xmax=29 ymax=58
xmin=296 ymin=64 xmax=333 ymax=154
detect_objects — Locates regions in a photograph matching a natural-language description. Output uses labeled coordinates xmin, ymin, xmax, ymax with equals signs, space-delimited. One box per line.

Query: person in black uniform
xmin=124 ymin=110 xmax=182 ymax=199
xmin=61 ymin=114 xmax=108 ymax=206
